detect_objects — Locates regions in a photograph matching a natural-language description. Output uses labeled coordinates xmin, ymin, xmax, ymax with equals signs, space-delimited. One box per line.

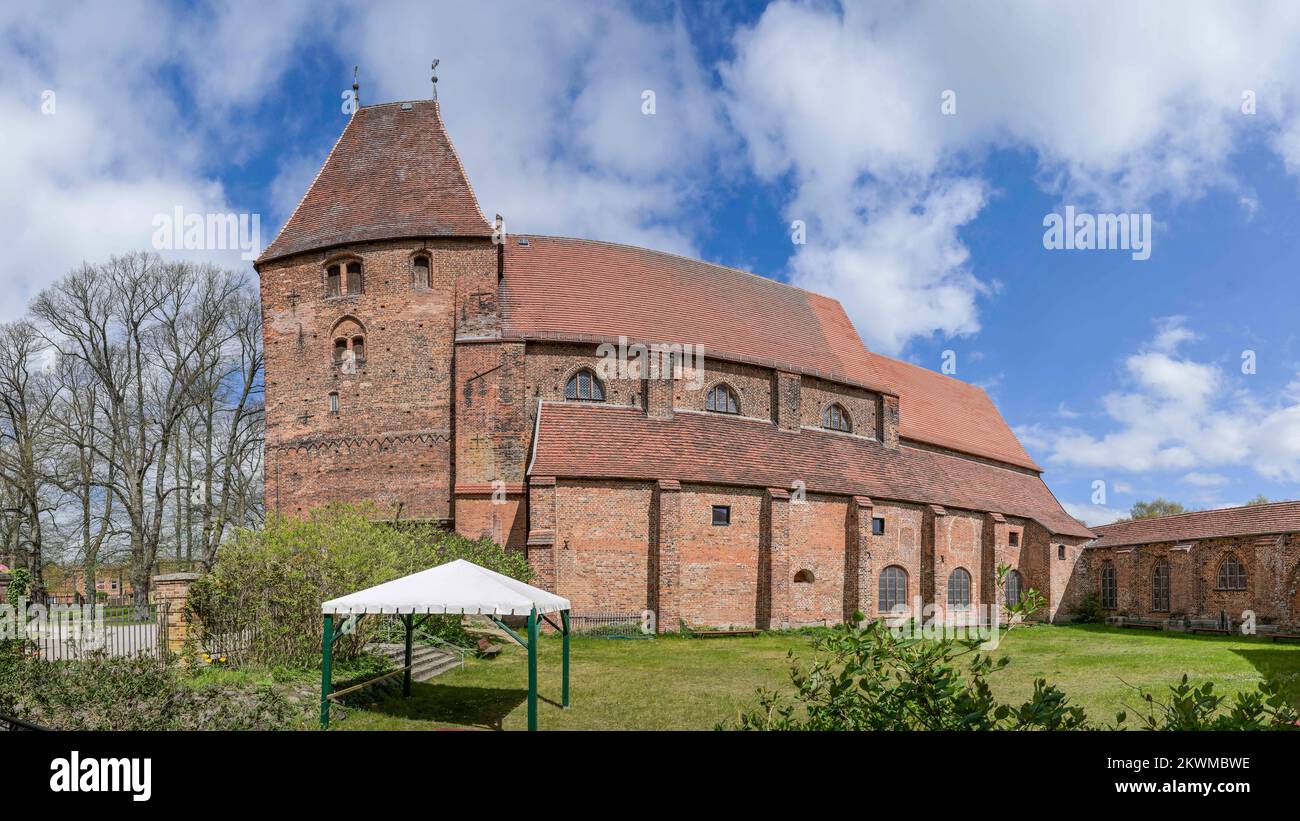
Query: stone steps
xmin=370 ymin=642 xmax=462 ymax=682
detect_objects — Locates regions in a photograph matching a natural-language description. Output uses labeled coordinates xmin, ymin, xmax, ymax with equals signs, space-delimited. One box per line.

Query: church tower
xmin=255 ymin=97 xmax=498 ymax=525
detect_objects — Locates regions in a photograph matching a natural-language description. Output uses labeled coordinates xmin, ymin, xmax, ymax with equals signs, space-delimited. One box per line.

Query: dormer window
xmin=705 ymin=384 xmax=739 ymax=414
xmin=822 ymin=403 xmax=851 ymax=433
xmin=565 ymin=369 xmax=605 ymax=401
xmin=412 ymin=255 xmax=431 ymax=289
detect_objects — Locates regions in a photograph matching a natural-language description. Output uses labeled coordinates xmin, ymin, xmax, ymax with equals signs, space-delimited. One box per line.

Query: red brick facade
xmin=257 ymin=97 xmax=1101 ymax=632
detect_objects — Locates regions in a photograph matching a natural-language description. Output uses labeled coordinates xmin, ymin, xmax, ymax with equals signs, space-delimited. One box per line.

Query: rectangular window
xmin=329 ymin=392 xmax=339 ymax=414
xmin=711 ymin=505 xmax=730 ymax=526
xmin=1057 ymin=545 xmax=1066 ymax=560
xmin=326 ymin=265 xmax=341 ymax=297
xmin=1008 ymin=531 xmax=1019 ymax=546
xmin=871 ymin=517 xmax=885 ymax=535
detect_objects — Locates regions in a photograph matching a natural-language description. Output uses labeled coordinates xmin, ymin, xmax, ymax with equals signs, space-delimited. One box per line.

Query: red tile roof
xmin=502 ymin=235 xmax=1040 ymax=471
xmin=866 ymin=356 xmax=1041 ymax=471
xmin=1089 ymin=500 xmax=1300 ymax=548
xmin=528 ymin=403 xmax=1093 ymax=537
xmin=502 ymin=235 xmax=884 ymax=390
xmin=257 ymin=101 xmax=490 ymax=264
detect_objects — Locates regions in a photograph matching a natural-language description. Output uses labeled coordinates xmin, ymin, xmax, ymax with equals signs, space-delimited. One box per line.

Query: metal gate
xmin=27 ymin=601 xmax=169 ymax=661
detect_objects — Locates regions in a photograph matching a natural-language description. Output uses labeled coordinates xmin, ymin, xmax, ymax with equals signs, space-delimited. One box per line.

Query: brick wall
xmin=261 ymin=237 xmax=494 ymax=521
xmin=1082 ymin=534 xmax=1300 ymax=625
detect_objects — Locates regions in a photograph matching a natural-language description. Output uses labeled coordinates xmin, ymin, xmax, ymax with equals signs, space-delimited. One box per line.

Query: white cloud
xmin=1028 ymin=318 xmax=1300 ymax=481
xmin=1061 ymin=501 xmax=1127 ymax=527
xmin=1182 ymin=471 xmax=1231 ymax=487
xmin=720 ymin=1 xmax=1300 ymax=353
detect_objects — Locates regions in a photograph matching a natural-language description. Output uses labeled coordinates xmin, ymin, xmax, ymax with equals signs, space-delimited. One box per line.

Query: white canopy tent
xmin=318 ymin=560 xmax=573 ymax=730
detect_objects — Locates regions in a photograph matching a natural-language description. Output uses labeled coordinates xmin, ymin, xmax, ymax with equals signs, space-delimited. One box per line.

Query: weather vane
xmin=431 ymin=59 xmax=439 ymax=102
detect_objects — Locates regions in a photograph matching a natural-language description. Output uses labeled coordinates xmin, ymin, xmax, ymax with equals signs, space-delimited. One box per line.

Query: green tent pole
xmin=561 ymin=609 xmax=570 ymax=709
xmin=403 ymin=613 xmax=413 ymax=697
xmin=320 ymin=613 xmax=334 ymax=729
xmin=527 ymin=607 xmax=538 ymax=731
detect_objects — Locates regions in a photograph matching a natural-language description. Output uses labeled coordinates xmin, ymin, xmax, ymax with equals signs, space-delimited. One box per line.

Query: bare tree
xmin=0 ymin=321 xmax=59 ymax=593
xmin=31 ymin=252 xmax=260 ymax=606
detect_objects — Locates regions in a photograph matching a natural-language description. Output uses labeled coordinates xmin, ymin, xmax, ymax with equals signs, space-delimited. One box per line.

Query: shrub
xmin=1072 ymin=592 xmax=1107 ymax=624
xmin=186 ymin=503 xmax=532 ymax=668
xmin=0 ymin=650 xmax=304 ymax=730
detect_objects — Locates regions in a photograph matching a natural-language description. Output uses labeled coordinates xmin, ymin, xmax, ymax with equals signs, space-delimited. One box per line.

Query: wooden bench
xmin=1118 ymin=622 xmax=1162 ymax=630
xmin=690 ymin=629 xmax=760 ymax=638
xmin=1190 ymin=626 xmax=1231 ymax=635
xmin=1269 ymin=633 xmax=1300 ymax=644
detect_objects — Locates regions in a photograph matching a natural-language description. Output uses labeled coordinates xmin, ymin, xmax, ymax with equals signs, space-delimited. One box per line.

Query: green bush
xmin=1072 ymin=592 xmax=1107 ymax=624
xmin=0 ymin=649 xmax=304 ymax=730
xmin=725 ymin=617 xmax=1300 ymax=731
xmin=186 ymin=503 xmax=532 ymax=669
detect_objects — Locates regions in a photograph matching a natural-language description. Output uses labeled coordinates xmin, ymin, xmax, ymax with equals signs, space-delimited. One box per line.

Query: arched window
xmin=793 ymin=569 xmax=814 ymax=584
xmin=1005 ymin=569 xmax=1023 ymax=607
xmin=1100 ymin=561 xmax=1117 ymax=609
xmin=706 ymin=384 xmax=739 ymax=414
xmin=1216 ymin=555 xmax=1246 ymax=590
xmin=565 ymin=369 xmax=605 ymax=402
xmin=330 ymin=318 xmax=367 ymax=371
xmin=947 ymin=567 xmax=972 ymax=610
xmin=412 ymin=254 xmax=431 ymax=289
xmin=326 ymin=264 xmax=341 ymax=297
xmin=346 ymin=261 xmax=363 ymax=295
xmin=1152 ymin=559 xmax=1170 ymax=611
xmin=822 ymin=403 xmax=851 ymax=433
xmin=878 ymin=566 xmax=907 ymax=613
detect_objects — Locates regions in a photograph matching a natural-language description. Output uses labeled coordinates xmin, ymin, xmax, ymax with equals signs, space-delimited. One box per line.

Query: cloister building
xmin=255 ymin=94 xmax=1299 ymax=631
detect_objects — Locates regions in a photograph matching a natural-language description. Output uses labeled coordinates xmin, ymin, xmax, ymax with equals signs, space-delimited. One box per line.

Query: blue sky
xmin=6 ymin=0 xmax=1300 ymax=524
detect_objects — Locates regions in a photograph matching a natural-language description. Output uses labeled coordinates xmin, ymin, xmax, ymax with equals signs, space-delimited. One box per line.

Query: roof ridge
xmin=1093 ymin=498 xmax=1300 ymax=531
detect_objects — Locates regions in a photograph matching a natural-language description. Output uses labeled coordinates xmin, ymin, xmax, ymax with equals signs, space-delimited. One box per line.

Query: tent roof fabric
xmin=320 ymin=559 xmax=571 ymax=616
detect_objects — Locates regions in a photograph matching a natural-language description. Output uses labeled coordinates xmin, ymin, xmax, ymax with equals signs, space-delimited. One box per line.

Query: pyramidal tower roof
xmin=257 ymin=100 xmax=492 ymax=265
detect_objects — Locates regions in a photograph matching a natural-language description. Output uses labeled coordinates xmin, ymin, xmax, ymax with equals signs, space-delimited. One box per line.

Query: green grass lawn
xmin=333 ymin=624 xmax=1300 ymax=731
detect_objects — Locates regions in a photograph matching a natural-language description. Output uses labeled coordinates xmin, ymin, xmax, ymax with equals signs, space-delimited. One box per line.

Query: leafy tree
xmin=1244 ymin=494 xmax=1271 ymax=506
xmin=1126 ymin=498 xmax=1188 ymax=520
xmin=185 ymin=503 xmax=530 ymax=668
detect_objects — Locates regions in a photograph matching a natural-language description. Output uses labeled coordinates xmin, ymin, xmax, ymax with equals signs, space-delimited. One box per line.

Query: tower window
xmin=413 ymin=255 xmax=431 ymax=289
xmin=871 ymin=517 xmax=885 ymax=535
xmin=793 ymin=569 xmax=814 ymax=584
xmin=1057 ymin=544 xmax=1066 ymax=560
xmin=565 ymin=369 xmax=605 ymax=401
xmin=822 ymin=403 xmax=851 ymax=433
xmin=328 ymin=392 xmax=339 ymax=414
xmin=351 ymin=336 xmax=365 ymax=364
xmin=711 ymin=505 xmax=730 ymax=526
xmin=326 ymin=264 xmax=341 ymax=297
xmin=706 ymin=384 xmax=739 ymax=414
xmin=346 ymin=261 xmax=363 ymax=294
xmin=1008 ymin=531 xmax=1019 ymax=546
xmin=333 ymin=338 xmax=348 ymax=365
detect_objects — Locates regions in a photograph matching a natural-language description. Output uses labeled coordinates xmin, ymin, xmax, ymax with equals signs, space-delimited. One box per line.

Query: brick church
xmin=256 ymin=95 xmax=1300 ymax=631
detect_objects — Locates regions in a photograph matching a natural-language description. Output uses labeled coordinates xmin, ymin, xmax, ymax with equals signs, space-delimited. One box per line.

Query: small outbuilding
xmin=319 ymin=559 xmax=572 ymax=730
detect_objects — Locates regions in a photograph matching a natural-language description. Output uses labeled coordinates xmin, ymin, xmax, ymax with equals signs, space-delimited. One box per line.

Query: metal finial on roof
xmin=351 ymin=66 xmax=360 ymax=108
xmin=431 ymin=58 xmax=439 ymax=102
